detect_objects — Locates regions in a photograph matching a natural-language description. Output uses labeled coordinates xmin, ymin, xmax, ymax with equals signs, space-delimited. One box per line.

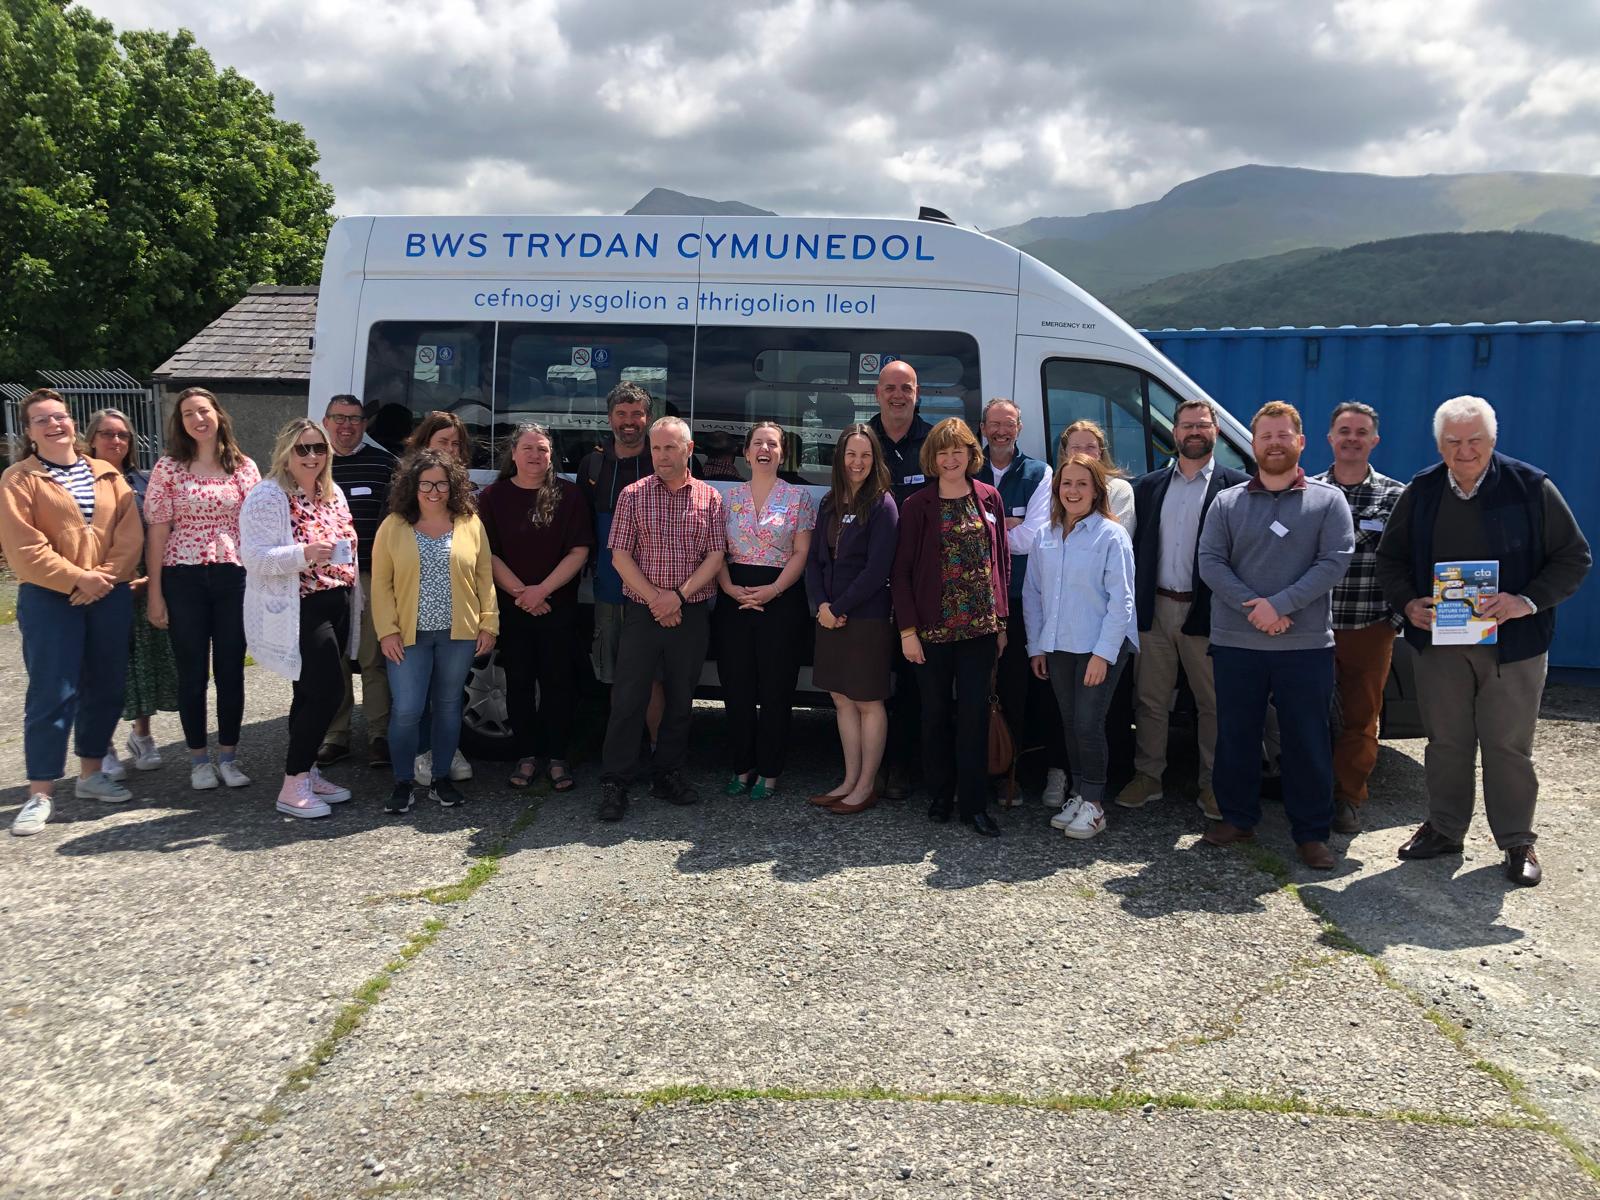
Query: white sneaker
xmin=1062 ymin=800 xmax=1107 ymax=840
xmin=11 ymin=794 xmax=52 ymax=836
xmin=126 ymin=733 xmax=162 ymax=771
xmin=101 ymin=746 xmax=128 ymax=782
xmin=415 ymin=752 xmax=432 ymax=786
xmin=1050 ymin=795 xmax=1086 ymax=830
xmin=191 ymin=761 xmax=220 ymax=791
xmin=217 ymin=759 xmax=252 ymax=788
xmin=449 ymin=750 xmax=473 ymax=781
xmin=308 ymin=766 xmax=351 ymax=803
xmin=74 ymin=771 xmax=132 ymax=803
xmin=1040 ymin=768 xmax=1067 ymax=809
xmin=276 ymin=776 xmax=331 ymax=819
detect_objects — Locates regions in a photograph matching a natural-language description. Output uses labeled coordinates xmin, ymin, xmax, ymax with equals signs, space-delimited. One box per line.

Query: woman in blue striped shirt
xmin=1023 ymin=454 xmax=1138 ymax=840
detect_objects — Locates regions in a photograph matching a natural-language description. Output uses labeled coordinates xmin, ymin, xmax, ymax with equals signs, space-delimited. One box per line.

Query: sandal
xmin=548 ymin=760 xmax=575 ymax=792
xmin=725 ymin=772 xmax=755 ymax=796
xmin=508 ymin=757 xmax=542 ymax=789
xmin=750 ymin=778 xmax=778 ymax=801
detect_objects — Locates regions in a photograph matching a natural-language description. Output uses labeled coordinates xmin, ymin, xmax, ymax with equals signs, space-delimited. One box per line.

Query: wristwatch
xmin=673 ymin=586 xmax=686 ymax=604
xmin=1519 ymin=594 xmax=1538 ymax=615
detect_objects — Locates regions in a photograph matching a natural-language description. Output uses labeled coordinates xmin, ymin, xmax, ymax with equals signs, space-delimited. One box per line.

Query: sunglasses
xmin=292 ymin=441 xmax=329 ymax=458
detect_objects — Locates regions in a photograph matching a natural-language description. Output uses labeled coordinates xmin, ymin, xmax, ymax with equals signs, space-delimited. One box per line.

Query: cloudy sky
xmin=92 ymin=0 xmax=1600 ymax=228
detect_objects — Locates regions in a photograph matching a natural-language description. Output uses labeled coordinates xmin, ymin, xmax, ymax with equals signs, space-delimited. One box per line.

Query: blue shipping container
xmin=1145 ymin=322 xmax=1599 ymax=671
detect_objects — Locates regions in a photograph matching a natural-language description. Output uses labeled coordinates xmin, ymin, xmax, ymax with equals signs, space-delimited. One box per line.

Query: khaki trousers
xmin=1133 ymin=595 xmax=1217 ymax=789
xmin=1332 ymin=620 xmax=1396 ymax=806
xmin=1413 ymin=645 xmax=1545 ymax=849
xmin=326 ymin=571 xmax=391 ymax=745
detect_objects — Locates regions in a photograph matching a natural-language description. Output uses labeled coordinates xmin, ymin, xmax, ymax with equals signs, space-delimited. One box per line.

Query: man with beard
xmin=1117 ymin=398 xmax=1249 ymax=816
xmin=579 ymin=383 xmax=663 ymax=749
xmin=1197 ymin=401 xmax=1353 ymax=869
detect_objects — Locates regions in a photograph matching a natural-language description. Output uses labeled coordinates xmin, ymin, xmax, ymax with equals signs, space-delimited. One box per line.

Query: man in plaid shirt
xmin=1310 ymin=402 xmax=1406 ymax=835
xmin=597 ymin=416 xmax=727 ymax=822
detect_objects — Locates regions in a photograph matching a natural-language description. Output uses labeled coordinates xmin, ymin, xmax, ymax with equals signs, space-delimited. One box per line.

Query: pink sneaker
xmin=276 ymin=775 xmax=331 ymax=819
xmin=308 ymin=767 xmax=351 ymax=803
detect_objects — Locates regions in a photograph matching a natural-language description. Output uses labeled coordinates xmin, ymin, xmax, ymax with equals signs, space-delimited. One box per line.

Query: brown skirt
xmin=812 ymin=617 xmax=895 ymax=702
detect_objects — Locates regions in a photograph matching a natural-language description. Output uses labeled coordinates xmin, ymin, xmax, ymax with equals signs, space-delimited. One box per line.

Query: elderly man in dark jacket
xmin=1376 ymin=395 xmax=1591 ymax=887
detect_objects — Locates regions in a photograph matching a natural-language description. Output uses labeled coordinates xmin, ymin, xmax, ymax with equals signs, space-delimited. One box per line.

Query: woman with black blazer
xmin=803 ymin=424 xmax=898 ymax=814
xmin=891 ymin=418 xmax=1011 ymax=836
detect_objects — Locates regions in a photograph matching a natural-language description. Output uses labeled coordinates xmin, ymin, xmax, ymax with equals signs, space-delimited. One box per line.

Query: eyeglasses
xmin=95 ymin=430 xmax=133 ymax=442
xmin=29 ymin=412 xmax=72 ymax=427
xmin=326 ymin=414 xmax=364 ymax=425
xmin=291 ymin=442 xmax=329 ymax=458
xmin=417 ymin=480 xmax=450 ymax=494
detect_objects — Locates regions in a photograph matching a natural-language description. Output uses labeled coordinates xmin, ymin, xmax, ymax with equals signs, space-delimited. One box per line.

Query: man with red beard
xmin=1196 ymin=401 xmax=1354 ymax=869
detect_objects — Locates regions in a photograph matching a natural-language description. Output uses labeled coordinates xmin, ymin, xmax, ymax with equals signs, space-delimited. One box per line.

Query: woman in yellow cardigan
xmin=370 ymin=450 xmax=497 ymax=814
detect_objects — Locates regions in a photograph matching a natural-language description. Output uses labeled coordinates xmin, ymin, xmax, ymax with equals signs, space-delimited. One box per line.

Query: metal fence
xmin=1 ymin=370 xmax=163 ymax=471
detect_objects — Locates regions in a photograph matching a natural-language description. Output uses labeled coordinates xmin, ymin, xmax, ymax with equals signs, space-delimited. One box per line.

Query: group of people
xmin=2 ymin=368 xmax=1590 ymax=886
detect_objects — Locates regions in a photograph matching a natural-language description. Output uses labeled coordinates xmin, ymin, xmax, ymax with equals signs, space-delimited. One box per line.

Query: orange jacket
xmin=0 ymin=455 xmax=143 ymax=594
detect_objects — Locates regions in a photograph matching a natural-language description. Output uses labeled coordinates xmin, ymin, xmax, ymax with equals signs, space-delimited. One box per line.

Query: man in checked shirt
xmin=1309 ymin=402 xmax=1406 ymax=835
xmin=596 ymin=416 xmax=727 ymax=823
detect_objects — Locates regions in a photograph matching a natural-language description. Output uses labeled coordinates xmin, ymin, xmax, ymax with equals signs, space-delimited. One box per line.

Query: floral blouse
xmin=144 ymin=456 xmax=261 ymax=566
xmin=922 ymin=494 xmax=1002 ymax=644
xmin=288 ymin=489 xmax=358 ymax=597
xmin=723 ymin=480 xmax=816 ymax=568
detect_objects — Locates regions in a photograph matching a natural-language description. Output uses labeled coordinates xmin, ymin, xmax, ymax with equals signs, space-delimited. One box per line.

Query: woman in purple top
xmin=479 ymin=423 xmax=594 ymax=791
xmin=892 ymin=418 xmax=1011 ymax=837
xmin=804 ymin=424 xmax=899 ymax=814
xmin=714 ymin=422 xmax=816 ymax=800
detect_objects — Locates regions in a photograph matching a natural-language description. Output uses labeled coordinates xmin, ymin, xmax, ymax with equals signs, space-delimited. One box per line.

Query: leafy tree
xmin=0 ymin=0 xmax=334 ymax=378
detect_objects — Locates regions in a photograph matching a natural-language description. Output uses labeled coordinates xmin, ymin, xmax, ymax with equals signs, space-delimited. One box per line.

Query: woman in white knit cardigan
xmin=240 ymin=419 xmax=363 ymax=819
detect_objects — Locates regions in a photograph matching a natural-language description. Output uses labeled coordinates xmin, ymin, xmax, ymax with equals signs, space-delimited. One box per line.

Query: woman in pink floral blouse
xmin=713 ymin=422 xmax=816 ymax=799
xmin=144 ymin=388 xmax=260 ymax=792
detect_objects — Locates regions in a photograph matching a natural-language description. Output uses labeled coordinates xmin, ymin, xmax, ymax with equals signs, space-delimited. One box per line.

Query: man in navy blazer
xmin=1116 ymin=397 xmax=1250 ymax=816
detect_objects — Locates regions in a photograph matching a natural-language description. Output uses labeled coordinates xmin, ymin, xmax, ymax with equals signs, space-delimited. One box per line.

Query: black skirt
xmin=812 ymin=616 xmax=895 ymax=702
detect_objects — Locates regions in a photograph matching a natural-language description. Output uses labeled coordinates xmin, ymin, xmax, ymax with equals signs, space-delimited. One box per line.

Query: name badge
xmin=904 ymin=474 xmax=926 ymax=485
xmin=841 ymin=513 xmax=857 ymax=524
xmin=984 ymin=510 xmax=997 ymax=524
xmin=1270 ymin=520 xmax=1289 ymax=538
xmin=766 ymin=505 xmax=788 ymax=518
xmin=1011 ymin=506 xmax=1027 ymax=517
xmin=349 ymin=486 xmax=373 ymax=497
xmin=1359 ymin=518 xmax=1385 ymax=532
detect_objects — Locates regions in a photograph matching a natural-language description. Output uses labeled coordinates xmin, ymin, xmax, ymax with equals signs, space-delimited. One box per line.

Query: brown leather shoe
xmin=810 ymin=791 xmax=847 ymax=807
xmin=1505 ymin=845 xmax=1542 ymax=887
xmin=827 ymin=792 xmax=878 ymax=815
xmin=1201 ymin=821 xmax=1255 ymax=847
xmin=1297 ymin=840 xmax=1337 ymax=870
xmin=1331 ymin=800 xmax=1361 ymax=835
xmin=1397 ymin=822 xmax=1464 ymax=860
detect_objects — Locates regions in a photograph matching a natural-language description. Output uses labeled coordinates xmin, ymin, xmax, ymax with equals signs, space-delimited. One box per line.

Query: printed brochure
xmin=1433 ymin=560 xmax=1499 ymax=645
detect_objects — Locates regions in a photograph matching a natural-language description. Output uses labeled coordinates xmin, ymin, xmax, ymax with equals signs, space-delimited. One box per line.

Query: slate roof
xmin=153 ymin=285 xmax=319 ymax=382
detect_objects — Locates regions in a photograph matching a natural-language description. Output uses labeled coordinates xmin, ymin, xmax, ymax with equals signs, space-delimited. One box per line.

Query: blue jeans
xmin=18 ymin=582 xmax=133 ymax=781
xmin=1211 ymin=644 xmax=1336 ymax=844
xmin=385 ymin=629 xmax=477 ymax=784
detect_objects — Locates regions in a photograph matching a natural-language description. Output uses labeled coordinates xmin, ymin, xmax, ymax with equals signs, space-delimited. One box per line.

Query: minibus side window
xmin=364 ymin=321 xmax=495 ymax=464
xmin=695 ymin=328 xmax=981 ymax=486
xmin=1041 ymin=360 xmax=1150 ymax=475
xmin=492 ymin=324 xmax=693 ymax=473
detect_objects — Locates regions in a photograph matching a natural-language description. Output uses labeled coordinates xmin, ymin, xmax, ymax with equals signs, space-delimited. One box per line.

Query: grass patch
xmin=367 ymin=803 xmax=540 ymax=907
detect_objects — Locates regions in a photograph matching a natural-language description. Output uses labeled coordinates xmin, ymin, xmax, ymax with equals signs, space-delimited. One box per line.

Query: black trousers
xmin=286 ymin=588 xmax=351 ymax=775
xmin=714 ymin=563 xmax=806 ymax=778
xmin=162 ymin=563 xmax=247 ymax=749
xmin=600 ymin=600 xmax=711 ymax=786
xmin=996 ymin=608 xmax=1069 ymax=783
xmin=501 ymin=601 xmax=579 ymax=760
xmin=916 ymin=633 xmax=999 ymax=819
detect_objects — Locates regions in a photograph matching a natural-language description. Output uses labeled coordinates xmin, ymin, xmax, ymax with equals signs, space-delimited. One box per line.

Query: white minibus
xmin=308 ymin=212 xmax=1260 ymax=756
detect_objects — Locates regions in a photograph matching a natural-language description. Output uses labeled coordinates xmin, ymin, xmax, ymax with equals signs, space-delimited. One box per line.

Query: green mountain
xmin=1115 ymin=231 xmax=1600 ymax=329
xmin=626 ymin=188 xmax=776 ymax=217
xmin=991 ymin=165 xmax=1600 ymax=296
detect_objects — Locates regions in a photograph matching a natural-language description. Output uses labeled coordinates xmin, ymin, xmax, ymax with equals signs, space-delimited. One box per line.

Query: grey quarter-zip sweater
xmin=1198 ymin=468 xmax=1354 ymax=651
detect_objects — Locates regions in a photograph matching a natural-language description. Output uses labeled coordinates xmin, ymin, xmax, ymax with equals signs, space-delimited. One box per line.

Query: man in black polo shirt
xmin=319 ymin=394 xmax=397 ymax=768
xmin=867 ymin=359 xmax=933 ymax=799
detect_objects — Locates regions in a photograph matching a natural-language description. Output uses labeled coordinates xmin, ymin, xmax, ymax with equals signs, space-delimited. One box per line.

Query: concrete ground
xmin=0 ymin=622 xmax=1595 ymax=1199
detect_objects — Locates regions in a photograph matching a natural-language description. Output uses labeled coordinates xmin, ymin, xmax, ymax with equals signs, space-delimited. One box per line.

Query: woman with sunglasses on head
xmin=0 ymin=390 xmax=144 ymax=835
xmin=83 ymin=409 xmax=179 ymax=779
xmin=240 ymin=420 xmax=361 ymax=819
xmin=1023 ymin=454 xmax=1137 ymax=840
xmin=714 ymin=422 xmax=816 ymax=801
xmin=401 ymin=409 xmax=476 ymax=786
xmin=479 ymin=424 xmax=593 ymax=792
xmin=143 ymin=387 xmax=260 ymax=790
xmin=372 ymin=450 xmax=498 ymax=815
xmin=804 ymin=424 xmax=898 ymax=814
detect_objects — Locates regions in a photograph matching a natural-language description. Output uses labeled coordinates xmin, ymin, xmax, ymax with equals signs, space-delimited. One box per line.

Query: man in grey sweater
xmin=1197 ymin=401 xmax=1354 ymax=869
